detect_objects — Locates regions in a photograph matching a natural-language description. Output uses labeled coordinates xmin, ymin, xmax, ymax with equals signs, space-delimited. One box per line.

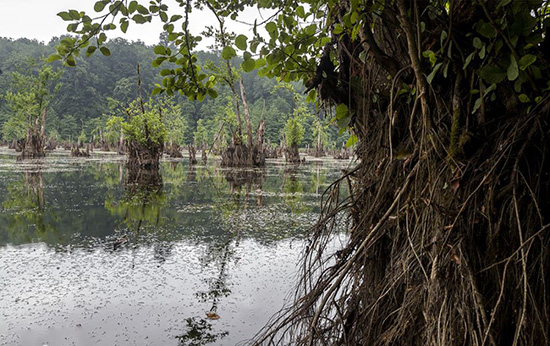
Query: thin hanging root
xmin=307 ymin=163 xmax=418 ymax=344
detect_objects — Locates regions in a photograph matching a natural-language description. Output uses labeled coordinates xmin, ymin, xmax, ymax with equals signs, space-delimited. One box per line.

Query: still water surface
xmin=0 ymin=148 xmax=350 ymax=346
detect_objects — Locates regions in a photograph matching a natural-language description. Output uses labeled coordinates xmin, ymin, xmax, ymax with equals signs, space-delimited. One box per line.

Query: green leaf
xmin=473 ymin=37 xmax=483 ymax=50
xmin=151 ymin=87 xmax=162 ymax=96
xmin=69 ymin=10 xmax=80 ymax=20
xmin=121 ymin=20 xmax=129 ymax=33
xmin=266 ymin=22 xmax=277 ymax=33
xmin=67 ymin=23 xmax=79 ymax=32
xmin=133 ymin=14 xmax=146 ymax=24
xmin=170 ymin=15 xmax=182 ymax=22
xmin=86 ymin=46 xmax=97 ymax=57
xmin=472 ymin=97 xmax=483 ymax=114
xmin=235 ymin=35 xmax=248 ymax=50
xmin=94 ymin=1 xmax=107 ymax=12
xmin=479 ymin=45 xmax=486 ymax=59
xmin=66 ymin=56 xmax=76 ymax=67
xmin=128 ymin=1 xmax=138 ymax=13
xmin=463 ymin=52 xmax=475 ymax=70
xmin=160 ymin=11 xmax=168 ymax=22
xmin=100 ymin=47 xmax=111 ymax=56
xmin=137 ymin=5 xmax=149 ymax=15
xmin=207 ymin=88 xmax=218 ymax=98
xmin=255 ymin=58 xmax=266 ymax=68
xmin=305 ymin=24 xmax=316 ymax=36
xmin=151 ymin=57 xmax=166 ymax=67
xmin=296 ymin=6 xmax=305 ymax=19
xmin=422 ymin=50 xmax=437 ymax=67
xmin=242 ymin=58 xmax=256 ymax=72
xmin=507 ymin=55 xmax=519 ymax=81
xmin=47 ymin=54 xmax=62 ymax=63
xmin=335 ymin=103 xmax=349 ymax=120
xmin=479 ymin=65 xmax=507 ymax=84
xmin=57 ymin=11 xmax=73 ymax=21
xmin=518 ymin=94 xmax=530 ymax=103
xmin=345 ymin=134 xmax=358 ymax=147
xmin=518 ymin=54 xmax=536 ymax=70
xmin=221 ymin=46 xmax=236 ymax=60
xmin=154 ymin=45 xmax=166 ymax=55
xmin=426 ymin=62 xmax=442 ymax=84
xmin=476 ymin=22 xmax=497 ymax=39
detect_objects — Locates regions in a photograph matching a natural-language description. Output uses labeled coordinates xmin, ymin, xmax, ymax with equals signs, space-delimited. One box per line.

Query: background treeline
xmin=0 ymin=36 xmax=346 ymax=150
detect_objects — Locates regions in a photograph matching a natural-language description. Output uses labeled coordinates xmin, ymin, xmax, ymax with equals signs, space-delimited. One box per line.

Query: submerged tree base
xmin=125 ymin=139 xmax=163 ymax=169
xmin=221 ymin=143 xmax=265 ymax=167
xmin=284 ymin=144 xmax=301 ymax=164
xmin=20 ymin=134 xmax=46 ymax=159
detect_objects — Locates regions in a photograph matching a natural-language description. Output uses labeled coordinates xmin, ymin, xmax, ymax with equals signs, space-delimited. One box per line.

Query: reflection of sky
xmin=0 ymin=149 xmax=352 ymax=345
xmin=0 ymin=239 xmax=308 ymax=345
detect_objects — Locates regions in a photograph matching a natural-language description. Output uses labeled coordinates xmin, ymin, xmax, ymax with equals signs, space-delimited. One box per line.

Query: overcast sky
xmin=0 ymin=0 xmax=264 ymax=47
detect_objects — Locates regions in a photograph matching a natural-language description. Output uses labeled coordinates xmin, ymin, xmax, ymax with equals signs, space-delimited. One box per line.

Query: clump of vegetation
xmin=119 ymin=99 xmax=165 ymax=168
xmin=2 ymin=63 xmax=60 ymax=158
xmin=283 ymin=116 xmax=304 ymax=163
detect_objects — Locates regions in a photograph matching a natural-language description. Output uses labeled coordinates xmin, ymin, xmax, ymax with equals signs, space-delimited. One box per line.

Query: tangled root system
xmin=253 ymin=1 xmax=550 ymax=345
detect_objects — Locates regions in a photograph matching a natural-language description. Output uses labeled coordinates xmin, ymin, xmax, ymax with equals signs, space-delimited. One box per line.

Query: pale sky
xmin=0 ymin=0 xmax=265 ymax=47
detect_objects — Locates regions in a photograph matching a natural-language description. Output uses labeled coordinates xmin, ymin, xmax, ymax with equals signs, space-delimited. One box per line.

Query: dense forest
xmin=0 ymin=36 xmax=346 ymax=151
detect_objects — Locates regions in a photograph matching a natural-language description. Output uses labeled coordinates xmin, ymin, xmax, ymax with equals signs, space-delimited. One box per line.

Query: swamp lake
xmin=0 ymin=147 xmax=350 ymax=346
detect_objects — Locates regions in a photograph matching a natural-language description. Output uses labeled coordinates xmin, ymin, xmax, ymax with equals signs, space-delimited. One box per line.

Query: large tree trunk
xmin=257 ymin=1 xmax=550 ymax=345
xmin=240 ymin=79 xmax=254 ymax=160
xmin=20 ymin=108 xmax=47 ymax=159
xmin=284 ymin=143 xmax=300 ymax=163
xmin=221 ymin=80 xmax=265 ymax=167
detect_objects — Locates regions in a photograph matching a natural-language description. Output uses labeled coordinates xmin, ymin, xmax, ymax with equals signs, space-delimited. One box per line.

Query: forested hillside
xmin=0 ymin=36 xmax=344 ymax=149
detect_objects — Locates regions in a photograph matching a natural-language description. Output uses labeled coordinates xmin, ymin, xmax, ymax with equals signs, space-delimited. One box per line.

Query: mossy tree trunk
xmin=21 ymin=108 xmax=47 ymax=159
xmin=258 ymin=1 xmax=550 ymax=345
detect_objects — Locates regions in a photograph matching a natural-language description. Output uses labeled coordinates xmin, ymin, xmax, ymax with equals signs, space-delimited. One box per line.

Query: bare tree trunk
xmin=239 ymin=78 xmax=254 ymax=163
xmin=188 ymin=144 xmax=197 ymax=165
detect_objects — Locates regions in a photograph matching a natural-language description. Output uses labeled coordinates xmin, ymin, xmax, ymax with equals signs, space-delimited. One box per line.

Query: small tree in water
xmin=2 ymin=63 xmax=61 ymax=158
xmin=283 ymin=115 xmax=304 ymax=163
xmin=120 ymin=99 xmax=165 ymax=169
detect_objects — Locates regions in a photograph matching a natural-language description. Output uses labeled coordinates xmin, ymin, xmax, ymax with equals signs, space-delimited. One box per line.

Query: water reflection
xmin=1 ymin=171 xmax=58 ymax=244
xmin=0 ymin=151 xmax=351 ymax=345
xmin=105 ymin=167 xmax=165 ymax=237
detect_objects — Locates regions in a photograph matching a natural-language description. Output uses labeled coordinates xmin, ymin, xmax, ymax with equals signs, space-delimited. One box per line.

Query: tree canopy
xmin=0 ymin=37 xmax=346 ymax=149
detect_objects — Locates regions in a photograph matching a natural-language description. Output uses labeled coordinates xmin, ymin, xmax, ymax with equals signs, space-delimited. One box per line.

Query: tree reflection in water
xmin=104 ymin=166 xmax=165 ymax=247
xmin=177 ymin=168 xmax=264 ymax=345
xmin=176 ymin=317 xmax=229 ymax=346
xmin=1 ymin=171 xmax=57 ymax=243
